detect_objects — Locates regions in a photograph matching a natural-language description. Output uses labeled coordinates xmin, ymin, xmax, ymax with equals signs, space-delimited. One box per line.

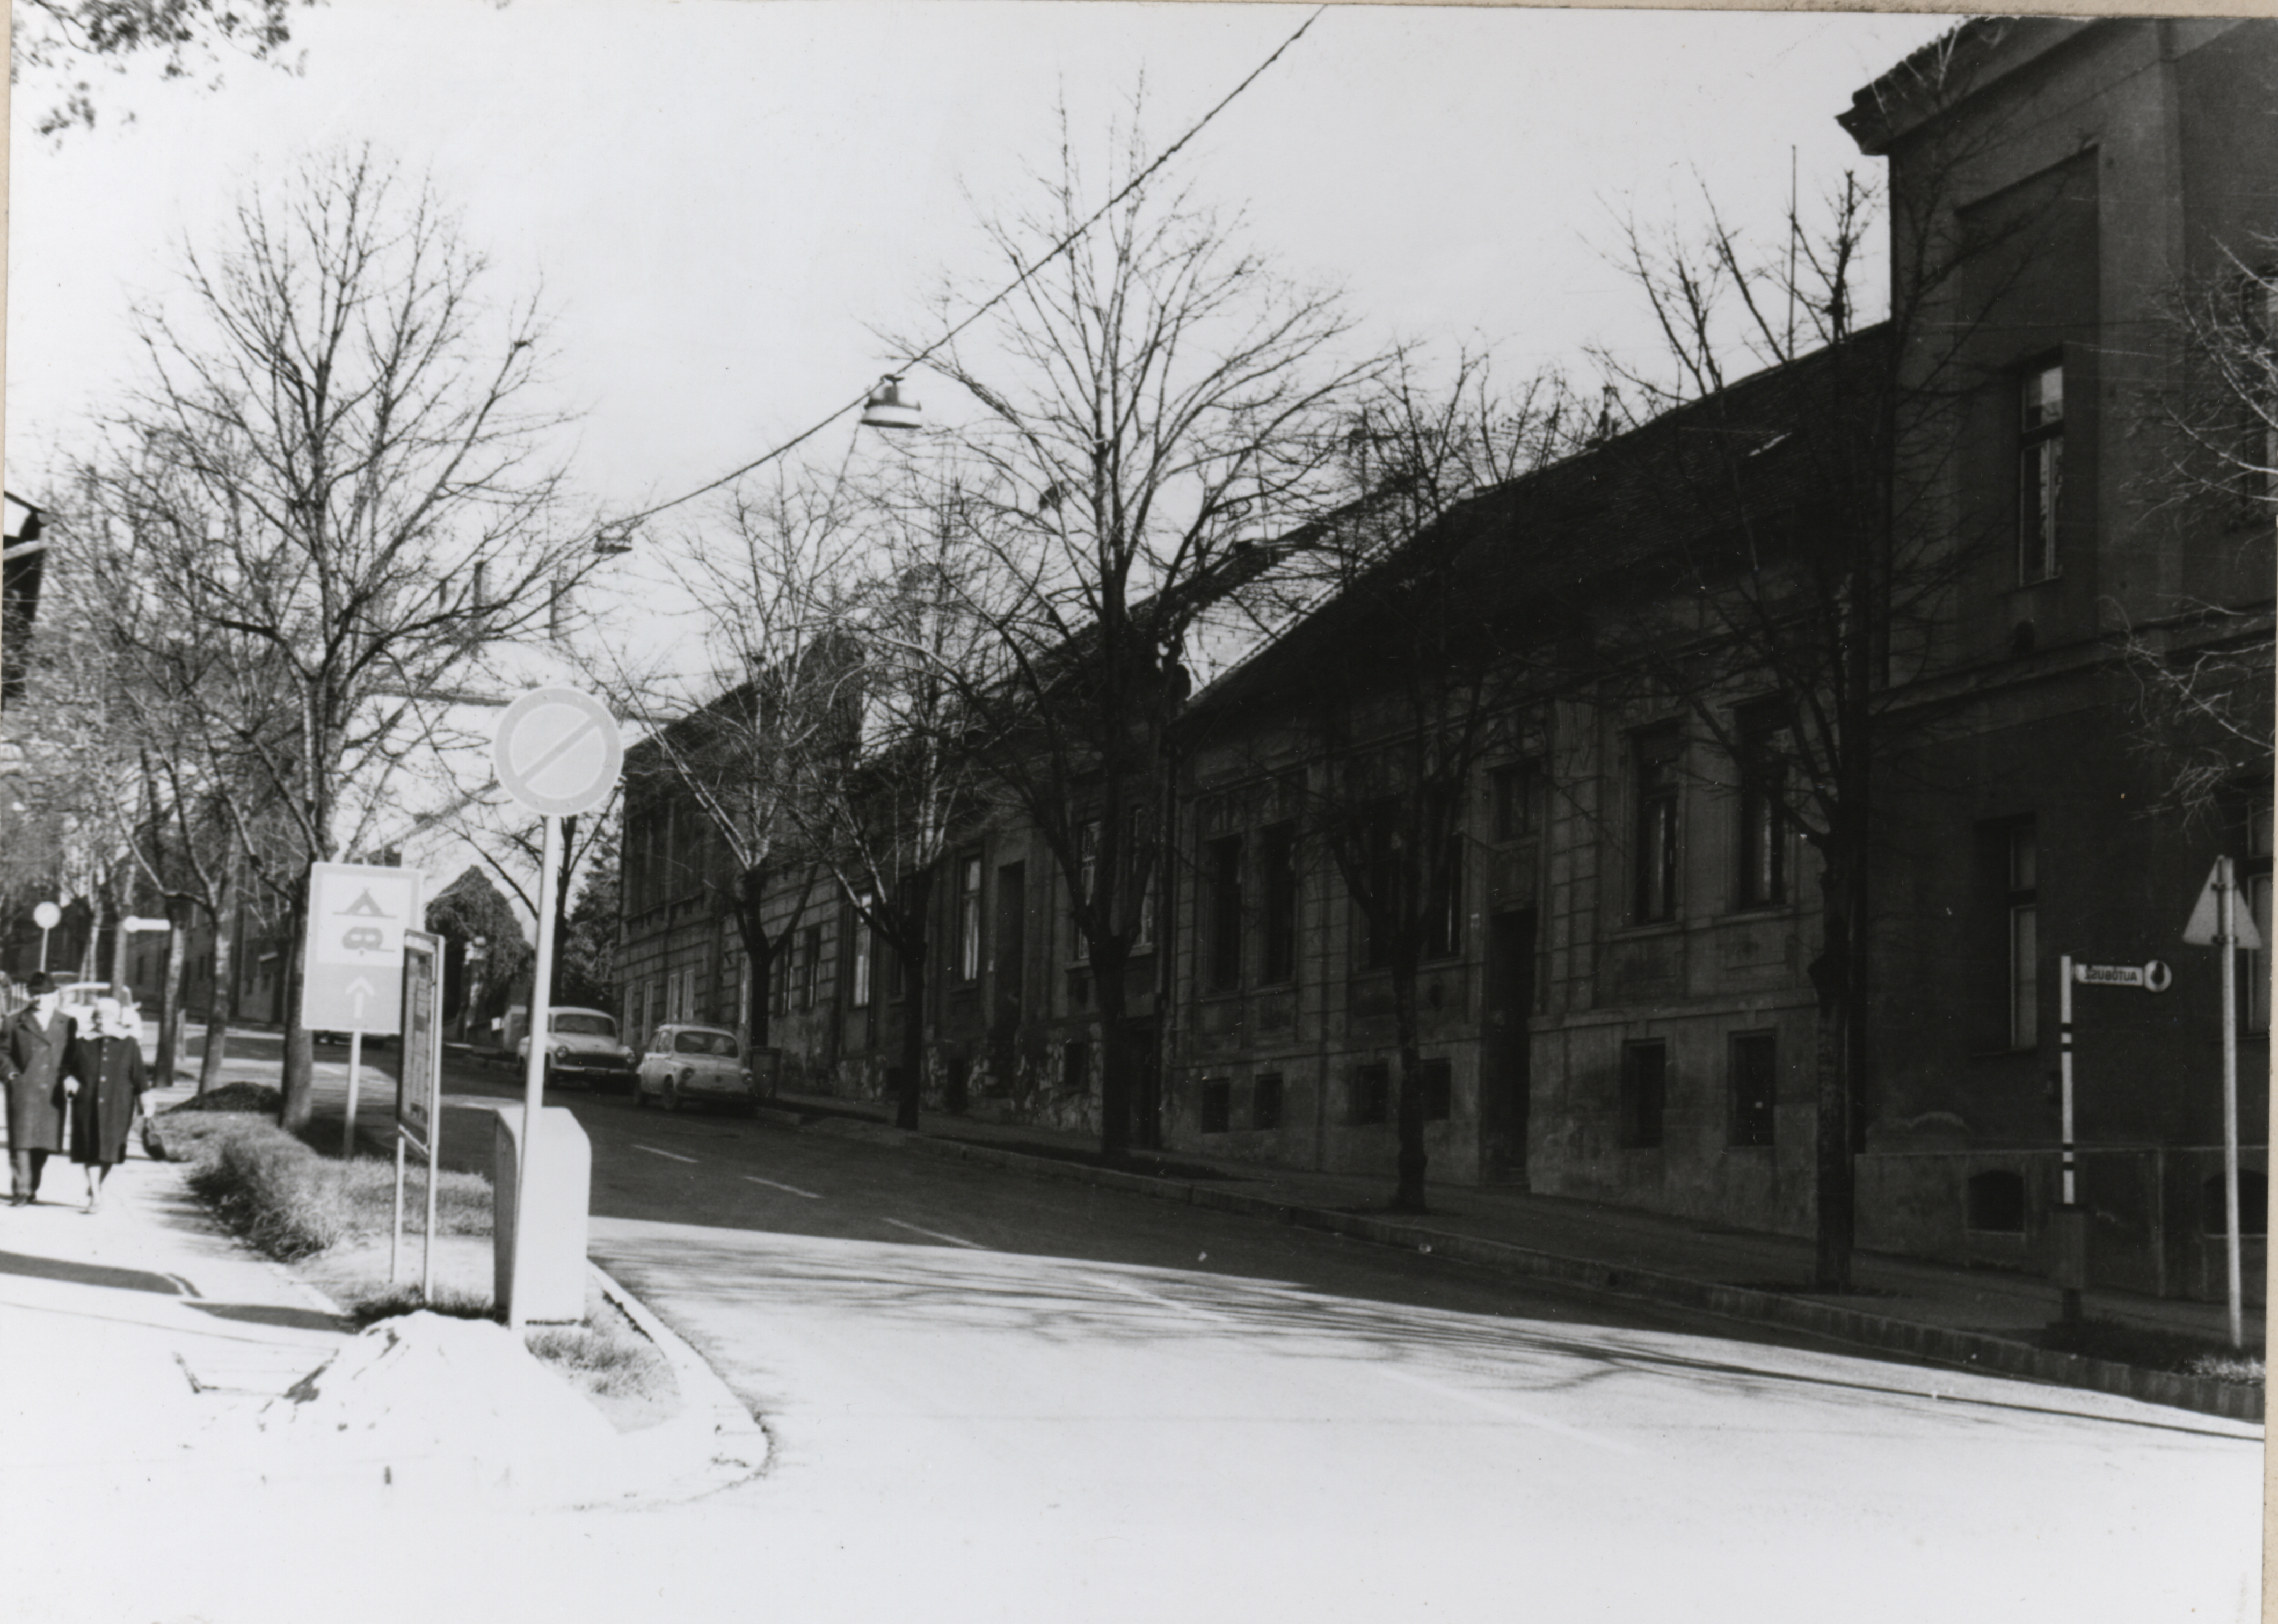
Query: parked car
xmin=634 ymin=1023 xmax=778 ymax=1115
xmin=517 ymin=1006 xmax=638 ymax=1090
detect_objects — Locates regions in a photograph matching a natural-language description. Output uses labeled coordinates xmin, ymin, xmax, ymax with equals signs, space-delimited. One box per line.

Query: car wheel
xmin=661 ymin=1079 xmax=681 ymax=1113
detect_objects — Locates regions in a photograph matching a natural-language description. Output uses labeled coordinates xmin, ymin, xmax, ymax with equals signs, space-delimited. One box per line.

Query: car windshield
xmin=673 ymin=1031 xmax=738 ymax=1058
xmin=551 ymin=1013 xmax=616 ymax=1037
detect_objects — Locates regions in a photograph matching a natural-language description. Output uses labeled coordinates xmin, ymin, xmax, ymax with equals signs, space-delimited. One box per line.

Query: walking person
xmin=4 ymin=973 xmax=77 ymax=1206
xmin=67 ymin=996 xmax=149 ymax=1215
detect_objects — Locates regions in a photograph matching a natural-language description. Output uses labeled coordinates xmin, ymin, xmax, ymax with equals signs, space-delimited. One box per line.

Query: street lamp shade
xmin=860 ymin=376 xmax=923 ymax=432
xmin=594 ymin=525 xmax=636 ymax=555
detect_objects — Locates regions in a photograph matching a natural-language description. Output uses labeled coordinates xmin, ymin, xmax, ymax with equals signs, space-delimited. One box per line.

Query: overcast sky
xmin=7 ymin=2 xmax=1957 ymax=507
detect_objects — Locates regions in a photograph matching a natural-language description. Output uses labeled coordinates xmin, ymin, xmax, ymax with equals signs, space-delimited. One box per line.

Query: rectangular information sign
xmin=397 ymin=930 xmax=441 ymax=1151
xmin=2075 ymin=963 xmax=2146 ymax=987
xmin=302 ymin=861 xmax=424 ymax=1036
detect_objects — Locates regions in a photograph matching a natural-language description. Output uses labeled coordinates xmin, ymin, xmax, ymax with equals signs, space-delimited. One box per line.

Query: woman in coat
xmin=66 ymin=996 xmax=147 ymax=1214
xmin=4 ymin=972 xmax=75 ymax=1206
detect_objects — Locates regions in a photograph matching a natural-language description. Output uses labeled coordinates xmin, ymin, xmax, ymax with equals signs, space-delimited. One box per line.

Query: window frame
xmin=1632 ymin=726 xmax=1684 ymax=926
xmin=1733 ymin=709 xmax=1790 ymax=911
xmin=1259 ymin=821 xmax=1299 ymax=985
xmin=1728 ymin=1030 xmax=1777 ymax=1148
xmin=2007 ymin=822 xmax=2040 ymax=1052
xmin=1203 ymin=832 xmax=1244 ymax=994
xmin=2018 ymin=355 xmax=2065 ymax=585
xmin=956 ymin=853 xmax=984 ymax=985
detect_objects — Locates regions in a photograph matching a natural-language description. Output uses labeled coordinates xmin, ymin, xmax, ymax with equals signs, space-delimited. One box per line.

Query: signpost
xmin=392 ymin=931 xmax=445 ymax=1299
xmin=493 ymin=687 xmax=622 ymax=1330
xmin=2052 ymin=955 xmax=2173 ymax=1324
xmin=2181 ymin=858 xmax=2259 ymax=1350
xmin=302 ymin=862 xmax=423 ymax=1160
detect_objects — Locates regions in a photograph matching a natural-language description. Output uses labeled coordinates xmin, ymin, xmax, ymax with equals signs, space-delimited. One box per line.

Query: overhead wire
xmin=601 ymin=6 xmax=1329 ymax=536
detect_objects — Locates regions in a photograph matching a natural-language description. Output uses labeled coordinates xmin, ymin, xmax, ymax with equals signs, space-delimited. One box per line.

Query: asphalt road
xmin=395 ymin=1061 xmax=2265 ymax=1624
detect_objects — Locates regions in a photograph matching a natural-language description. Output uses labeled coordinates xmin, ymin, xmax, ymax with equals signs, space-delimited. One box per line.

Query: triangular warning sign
xmin=338 ymin=889 xmax=390 ymax=919
xmin=2183 ymin=861 xmax=2264 ymax=950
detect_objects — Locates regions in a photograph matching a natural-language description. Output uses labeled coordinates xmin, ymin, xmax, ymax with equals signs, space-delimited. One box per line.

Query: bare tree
xmin=13 ymin=0 xmax=307 ymax=136
xmin=886 ymin=104 xmax=1379 ymax=1159
xmin=75 ymin=144 xmax=588 ymax=1131
xmin=599 ymin=464 xmax=868 ymax=1051
xmin=787 ymin=464 xmax=1004 ymax=1130
xmin=2117 ymin=246 xmax=2278 ymax=825
xmin=1243 ymin=352 xmax=1582 ymax=1212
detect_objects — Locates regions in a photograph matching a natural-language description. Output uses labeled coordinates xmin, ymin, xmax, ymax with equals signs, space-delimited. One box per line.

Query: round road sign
xmin=493 ymin=687 xmax=624 ymax=818
xmin=32 ymin=901 xmax=60 ymax=930
xmin=2143 ymin=959 xmax=2173 ymax=994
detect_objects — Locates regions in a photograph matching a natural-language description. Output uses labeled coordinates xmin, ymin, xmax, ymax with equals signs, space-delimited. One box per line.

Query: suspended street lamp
xmin=860 ymin=375 xmax=923 ymax=432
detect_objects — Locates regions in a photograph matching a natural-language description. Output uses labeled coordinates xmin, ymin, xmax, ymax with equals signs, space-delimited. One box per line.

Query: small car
xmin=634 ymin=1023 xmax=776 ymax=1115
xmin=518 ymin=1006 xmax=638 ymax=1091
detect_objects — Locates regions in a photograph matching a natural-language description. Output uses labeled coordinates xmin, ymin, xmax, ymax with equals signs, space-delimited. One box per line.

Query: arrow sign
xmin=2184 ymin=860 xmax=2264 ymax=950
xmin=348 ymin=976 xmax=375 ymax=1021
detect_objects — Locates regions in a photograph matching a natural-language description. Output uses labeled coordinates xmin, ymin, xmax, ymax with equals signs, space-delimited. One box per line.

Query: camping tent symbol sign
xmin=493 ymin=687 xmax=624 ymax=819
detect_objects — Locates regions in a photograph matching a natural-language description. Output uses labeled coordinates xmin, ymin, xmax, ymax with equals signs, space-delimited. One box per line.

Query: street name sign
xmin=493 ymin=687 xmax=624 ymax=818
xmin=2071 ymin=960 xmax=2172 ymax=992
xmin=302 ymin=862 xmax=424 ymax=1036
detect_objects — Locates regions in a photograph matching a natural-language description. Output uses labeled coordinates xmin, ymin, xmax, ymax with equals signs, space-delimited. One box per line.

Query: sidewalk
xmin=1 ymin=1054 xmax=764 ymax=1522
xmin=770 ymin=1088 xmax=2267 ymax=1423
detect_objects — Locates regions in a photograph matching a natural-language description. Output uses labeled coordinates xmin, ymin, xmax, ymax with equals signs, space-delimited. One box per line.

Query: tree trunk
xmin=82 ymin=889 xmax=106 ymax=982
xmin=737 ymin=880 xmax=773 ymax=1050
xmin=198 ymin=865 xmax=240 ymax=1095
xmin=279 ymin=872 xmax=315 ymax=1132
xmin=1809 ymin=846 xmax=1857 ymax=1291
xmin=156 ymin=900 xmax=189 ymax=1083
xmin=107 ymin=866 xmax=134 ymax=990
xmin=1389 ymin=951 xmax=1430 ymax=1214
xmin=1093 ymin=945 xmax=1134 ymax=1163
xmin=886 ymin=865 xmax=932 ymax=1132
xmin=548 ymin=814 xmax=577 ymax=1008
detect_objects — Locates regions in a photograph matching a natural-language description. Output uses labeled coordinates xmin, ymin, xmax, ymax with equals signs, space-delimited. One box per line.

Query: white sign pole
xmin=2218 ymin=857 xmax=2243 ymax=1351
xmin=342 ymin=1030 xmax=363 ymax=1160
xmin=508 ymin=812 xmax=564 ymax=1334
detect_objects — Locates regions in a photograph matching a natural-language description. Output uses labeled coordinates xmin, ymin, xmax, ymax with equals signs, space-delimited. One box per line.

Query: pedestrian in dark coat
xmin=67 ymin=996 xmax=149 ymax=1214
xmin=4 ymin=973 xmax=77 ymax=1205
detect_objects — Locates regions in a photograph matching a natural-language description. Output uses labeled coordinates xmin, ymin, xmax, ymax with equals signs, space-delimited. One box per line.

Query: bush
xmin=181 ymin=1116 xmax=493 ymax=1261
xmin=166 ymin=1082 xmax=282 ymax=1116
xmin=189 ymin=1121 xmax=349 ymax=1260
xmin=145 ymin=1109 xmax=271 ymax=1168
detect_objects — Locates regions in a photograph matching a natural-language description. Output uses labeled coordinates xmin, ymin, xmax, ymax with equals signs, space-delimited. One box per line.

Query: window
xmin=1633 ymin=727 xmax=1683 ymax=924
xmin=1352 ymin=1061 xmax=1389 ymax=1125
xmin=1729 ymin=1031 xmax=1777 ymax=1147
xmin=1204 ymin=834 xmax=1244 ymax=993
xmin=1966 ymin=1170 xmax=2026 ymax=1234
xmin=1071 ymin=821 xmax=1097 ymax=961
xmin=1361 ymin=806 xmax=1401 ymax=971
xmin=1423 ymin=812 xmax=1464 ymax=962
xmin=800 ymin=924 xmax=823 ymax=1010
xmin=1420 ymin=1058 xmax=1453 ymax=1121
xmin=1490 ymin=759 xmax=1541 ymax=842
xmin=1199 ymin=1077 xmax=1232 ymax=1135
xmin=1734 ymin=710 xmax=1789 ymax=909
xmin=2019 ymin=359 xmax=2064 ymax=583
xmin=1622 ymin=1040 xmax=1667 ymax=1148
xmin=2007 ymin=824 xmax=2039 ymax=1050
xmin=850 ymin=895 xmax=873 ymax=1008
xmin=1260 ymin=822 xmax=1298 ymax=984
xmin=1254 ymin=1071 xmax=1283 ymax=1131
xmin=1129 ymin=811 xmax=1158 ymax=952
xmin=1060 ymin=1039 xmax=1089 ymax=1094
xmin=956 ymin=855 xmax=984 ymax=983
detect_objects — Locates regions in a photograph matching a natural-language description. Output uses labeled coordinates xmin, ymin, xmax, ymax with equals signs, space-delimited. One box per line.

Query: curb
xmin=892 ymin=1132 xmax=2264 ymax=1425
xmin=588 ymin=1261 xmax=773 ymax=1502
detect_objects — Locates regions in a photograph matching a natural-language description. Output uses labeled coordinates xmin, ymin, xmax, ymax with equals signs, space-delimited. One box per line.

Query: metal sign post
xmin=492 ymin=688 xmax=623 ymax=1331
xmin=392 ymin=932 xmax=444 ymax=1299
xmin=2182 ymin=858 xmax=2259 ymax=1351
xmin=2054 ymin=957 xmax=2174 ymax=1324
xmin=32 ymin=901 xmax=59 ymax=971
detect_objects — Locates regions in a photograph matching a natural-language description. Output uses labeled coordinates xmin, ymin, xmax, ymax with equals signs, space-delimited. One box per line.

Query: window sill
xmin=1609 ymin=920 xmax=1683 ymax=940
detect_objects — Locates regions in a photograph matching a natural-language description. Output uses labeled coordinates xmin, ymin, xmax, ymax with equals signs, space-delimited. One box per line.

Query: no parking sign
xmin=493 ymin=687 xmax=623 ymax=818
